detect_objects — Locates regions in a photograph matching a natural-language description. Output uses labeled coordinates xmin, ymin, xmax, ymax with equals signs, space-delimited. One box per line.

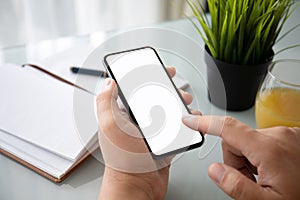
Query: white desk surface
xmin=1 ymin=10 xmax=300 ymax=200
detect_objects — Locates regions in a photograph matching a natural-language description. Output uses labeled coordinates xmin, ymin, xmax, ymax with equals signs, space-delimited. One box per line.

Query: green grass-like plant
xmin=185 ymin=0 xmax=300 ymax=65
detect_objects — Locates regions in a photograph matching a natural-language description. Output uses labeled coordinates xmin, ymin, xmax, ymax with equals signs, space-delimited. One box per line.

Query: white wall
xmin=0 ymin=0 xmax=206 ymax=48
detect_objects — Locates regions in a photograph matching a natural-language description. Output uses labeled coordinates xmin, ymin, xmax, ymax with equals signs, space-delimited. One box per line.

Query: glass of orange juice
xmin=255 ymin=59 xmax=300 ymax=128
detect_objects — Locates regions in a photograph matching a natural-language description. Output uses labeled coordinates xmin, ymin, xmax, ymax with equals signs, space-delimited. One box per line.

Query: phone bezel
xmin=103 ymin=46 xmax=204 ymax=159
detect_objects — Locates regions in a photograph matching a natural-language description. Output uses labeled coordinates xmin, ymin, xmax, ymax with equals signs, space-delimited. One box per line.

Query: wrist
xmin=99 ymin=167 xmax=157 ymax=200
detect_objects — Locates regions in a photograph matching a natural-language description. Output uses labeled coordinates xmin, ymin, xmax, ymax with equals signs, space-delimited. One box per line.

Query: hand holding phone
xmin=103 ymin=46 xmax=204 ymax=159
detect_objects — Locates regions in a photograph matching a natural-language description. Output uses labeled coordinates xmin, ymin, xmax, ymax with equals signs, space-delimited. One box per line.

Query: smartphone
xmin=103 ymin=46 xmax=204 ymax=159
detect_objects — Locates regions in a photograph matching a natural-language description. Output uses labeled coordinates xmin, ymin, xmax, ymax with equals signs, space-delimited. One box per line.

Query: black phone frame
xmin=103 ymin=46 xmax=204 ymax=159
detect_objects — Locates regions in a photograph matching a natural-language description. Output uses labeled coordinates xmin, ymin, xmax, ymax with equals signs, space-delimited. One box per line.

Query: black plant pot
xmin=204 ymin=46 xmax=273 ymax=111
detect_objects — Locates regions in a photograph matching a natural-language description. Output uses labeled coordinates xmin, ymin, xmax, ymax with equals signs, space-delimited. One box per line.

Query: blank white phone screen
xmin=106 ymin=48 xmax=203 ymax=156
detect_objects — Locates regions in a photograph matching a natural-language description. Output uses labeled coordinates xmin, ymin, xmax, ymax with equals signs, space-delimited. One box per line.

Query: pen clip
xmin=22 ymin=64 xmax=96 ymax=96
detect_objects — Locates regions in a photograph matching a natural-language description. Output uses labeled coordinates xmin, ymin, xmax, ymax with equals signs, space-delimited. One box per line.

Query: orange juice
xmin=255 ymin=87 xmax=300 ymax=128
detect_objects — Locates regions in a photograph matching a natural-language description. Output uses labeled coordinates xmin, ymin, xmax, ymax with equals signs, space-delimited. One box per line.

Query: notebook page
xmin=0 ymin=129 xmax=73 ymax=178
xmin=0 ymin=64 xmax=97 ymax=161
xmin=0 ymin=129 xmax=99 ymax=178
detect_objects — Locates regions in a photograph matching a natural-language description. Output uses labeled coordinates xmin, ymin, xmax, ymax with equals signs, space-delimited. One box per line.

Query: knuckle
xmin=274 ymin=126 xmax=300 ymax=136
xmin=223 ymin=116 xmax=238 ymax=127
xmin=275 ymin=126 xmax=290 ymax=133
xmin=96 ymin=94 xmax=105 ymax=104
xmin=99 ymin=116 xmax=117 ymax=134
xmin=222 ymin=172 xmax=244 ymax=199
xmin=292 ymin=127 xmax=300 ymax=133
xmin=231 ymin=180 xmax=244 ymax=199
xmin=272 ymin=126 xmax=296 ymax=139
xmin=96 ymin=91 xmax=110 ymax=105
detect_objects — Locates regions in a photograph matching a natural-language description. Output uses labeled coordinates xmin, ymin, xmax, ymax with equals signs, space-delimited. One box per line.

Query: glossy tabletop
xmin=1 ymin=10 xmax=300 ymax=200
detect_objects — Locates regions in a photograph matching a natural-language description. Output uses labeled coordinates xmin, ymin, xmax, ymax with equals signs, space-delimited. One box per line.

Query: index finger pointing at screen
xmin=182 ymin=115 xmax=261 ymax=163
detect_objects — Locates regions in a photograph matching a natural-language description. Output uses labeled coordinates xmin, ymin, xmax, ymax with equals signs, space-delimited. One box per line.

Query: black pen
xmin=70 ymin=66 xmax=109 ymax=77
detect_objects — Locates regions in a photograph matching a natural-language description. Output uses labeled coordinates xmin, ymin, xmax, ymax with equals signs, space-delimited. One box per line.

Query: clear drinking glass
xmin=255 ymin=59 xmax=300 ymax=128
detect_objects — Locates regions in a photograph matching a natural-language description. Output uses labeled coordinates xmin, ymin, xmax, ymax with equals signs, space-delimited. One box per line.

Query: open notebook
xmin=0 ymin=64 xmax=99 ymax=182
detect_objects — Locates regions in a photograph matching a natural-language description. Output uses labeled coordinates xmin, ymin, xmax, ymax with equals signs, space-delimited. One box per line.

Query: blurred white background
xmin=0 ymin=0 xmax=206 ymax=48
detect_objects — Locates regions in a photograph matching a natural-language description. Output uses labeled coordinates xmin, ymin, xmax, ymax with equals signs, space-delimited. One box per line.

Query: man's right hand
xmin=183 ymin=114 xmax=300 ymax=200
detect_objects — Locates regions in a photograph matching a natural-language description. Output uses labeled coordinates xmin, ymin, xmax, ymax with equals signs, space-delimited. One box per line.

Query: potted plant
xmin=185 ymin=0 xmax=300 ymax=110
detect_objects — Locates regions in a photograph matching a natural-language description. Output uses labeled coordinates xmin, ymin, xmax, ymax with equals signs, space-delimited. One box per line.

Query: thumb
xmin=208 ymin=163 xmax=269 ymax=200
xmin=96 ymin=78 xmax=118 ymax=121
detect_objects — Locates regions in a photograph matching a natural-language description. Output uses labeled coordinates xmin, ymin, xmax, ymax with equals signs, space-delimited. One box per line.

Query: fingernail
xmin=182 ymin=113 xmax=193 ymax=120
xmin=182 ymin=114 xmax=198 ymax=130
xmin=209 ymin=163 xmax=225 ymax=184
xmin=105 ymin=78 xmax=112 ymax=86
xmin=103 ymin=78 xmax=113 ymax=91
xmin=182 ymin=90 xmax=188 ymax=94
